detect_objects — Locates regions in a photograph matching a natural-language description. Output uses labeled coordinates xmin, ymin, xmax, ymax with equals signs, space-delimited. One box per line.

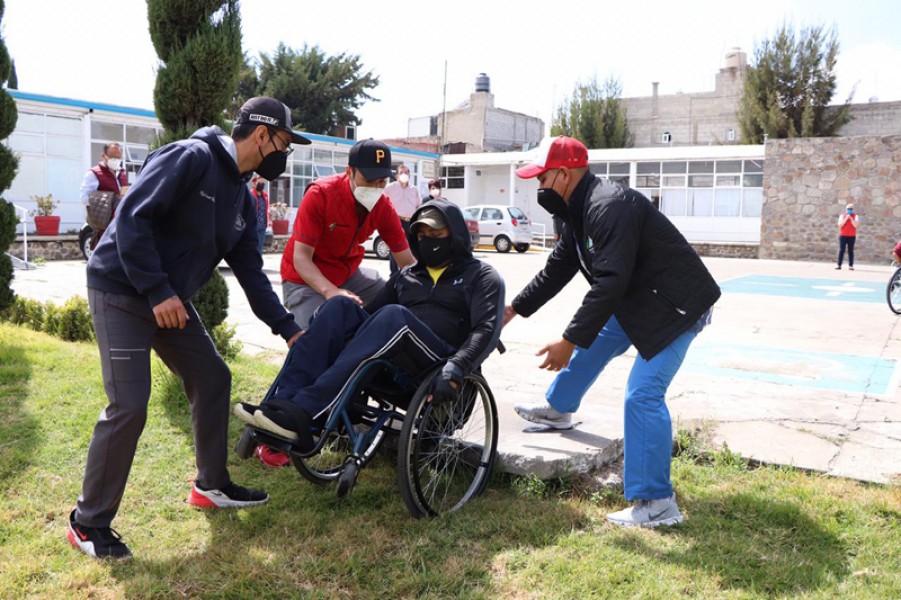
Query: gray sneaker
xmin=606 ymin=494 xmax=684 ymax=528
xmin=514 ymin=403 xmax=574 ymax=430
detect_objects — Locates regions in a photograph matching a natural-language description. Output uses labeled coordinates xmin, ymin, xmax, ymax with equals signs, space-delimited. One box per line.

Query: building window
xmin=661 ymin=131 xmax=672 ymax=143
xmin=442 ymin=166 xmax=464 ymax=189
xmin=727 ymin=128 xmax=736 ymax=141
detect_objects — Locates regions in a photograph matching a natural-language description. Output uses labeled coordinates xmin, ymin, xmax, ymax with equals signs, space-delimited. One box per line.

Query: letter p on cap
xmin=376 ymin=149 xmax=385 ymax=163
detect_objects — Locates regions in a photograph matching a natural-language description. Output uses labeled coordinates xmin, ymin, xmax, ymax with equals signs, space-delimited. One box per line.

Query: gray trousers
xmin=76 ymin=289 xmax=231 ymax=528
xmin=282 ymin=266 xmax=385 ymax=330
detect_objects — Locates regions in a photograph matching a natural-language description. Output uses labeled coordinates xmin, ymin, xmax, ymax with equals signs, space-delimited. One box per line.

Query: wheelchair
xmin=234 ymin=352 xmax=499 ymax=518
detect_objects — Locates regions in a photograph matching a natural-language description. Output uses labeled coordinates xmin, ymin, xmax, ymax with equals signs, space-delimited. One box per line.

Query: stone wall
xmin=690 ymin=242 xmax=758 ymax=259
xmin=760 ymin=136 xmax=901 ymax=263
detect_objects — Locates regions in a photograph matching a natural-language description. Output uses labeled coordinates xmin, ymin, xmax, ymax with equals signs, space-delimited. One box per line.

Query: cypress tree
xmin=0 ymin=0 xmax=21 ymax=311
xmin=738 ymin=22 xmax=851 ymax=143
xmin=147 ymin=0 xmax=242 ymax=145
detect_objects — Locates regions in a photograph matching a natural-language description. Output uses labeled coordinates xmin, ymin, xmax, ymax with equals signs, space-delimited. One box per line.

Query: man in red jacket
xmin=79 ymin=142 xmax=129 ymax=249
xmin=280 ymin=139 xmax=416 ymax=330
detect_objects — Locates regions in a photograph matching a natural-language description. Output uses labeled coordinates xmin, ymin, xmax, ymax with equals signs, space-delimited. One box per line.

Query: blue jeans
xmin=545 ymin=316 xmax=697 ymax=501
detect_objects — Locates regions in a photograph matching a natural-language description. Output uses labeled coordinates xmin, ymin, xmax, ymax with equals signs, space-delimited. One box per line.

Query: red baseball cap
xmin=516 ymin=136 xmax=589 ymax=179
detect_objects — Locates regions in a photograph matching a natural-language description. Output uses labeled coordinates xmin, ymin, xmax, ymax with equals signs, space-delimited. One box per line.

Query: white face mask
xmin=353 ymin=184 xmax=383 ymax=212
xmin=398 ymin=173 xmax=410 ymax=184
xmin=429 ymin=188 xmax=441 ymax=199
xmin=106 ymin=158 xmax=122 ymax=171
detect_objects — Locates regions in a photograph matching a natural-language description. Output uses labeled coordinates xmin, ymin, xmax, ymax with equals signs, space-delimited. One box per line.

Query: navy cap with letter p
xmin=349 ymin=139 xmax=393 ymax=180
xmin=234 ymin=97 xmax=312 ymax=145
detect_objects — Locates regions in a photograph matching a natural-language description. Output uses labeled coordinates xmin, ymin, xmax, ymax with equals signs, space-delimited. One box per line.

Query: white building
xmin=6 ymin=91 xmax=439 ymax=234
xmin=440 ymin=143 xmax=766 ymax=243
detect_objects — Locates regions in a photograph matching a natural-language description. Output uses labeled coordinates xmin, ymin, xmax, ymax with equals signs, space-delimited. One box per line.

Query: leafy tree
xmin=7 ymin=59 xmax=16 ymax=90
xmin=0 ymin=0 xmax=20 ymax=311
xmin=551 ymin=76 xmax=631 ymax=149
xmin=738 ymin=22 xmax=851 ymax=143
xmin=242 ymin=43 xmax=379 ymax=135
xmin=147 ymin=0 xmax=242 ymax=144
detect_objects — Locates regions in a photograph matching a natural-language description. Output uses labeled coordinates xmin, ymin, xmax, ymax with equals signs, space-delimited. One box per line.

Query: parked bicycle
xmin=888 ymin=262 xmax=901 ymax=314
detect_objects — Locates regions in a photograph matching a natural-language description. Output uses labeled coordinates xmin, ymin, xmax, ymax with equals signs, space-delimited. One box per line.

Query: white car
xmin=364 ymin=233 xmax=391 ymax=260
xmin=463 ymin=204 xmax=533 ymax=253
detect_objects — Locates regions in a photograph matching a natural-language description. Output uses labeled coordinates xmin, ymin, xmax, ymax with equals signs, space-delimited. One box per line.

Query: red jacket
xmin=280 ymin=173 xmax=408 ymax=287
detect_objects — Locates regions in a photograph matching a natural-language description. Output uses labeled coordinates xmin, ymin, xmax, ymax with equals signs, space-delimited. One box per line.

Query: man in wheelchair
xmin=234 ymin=200 xmax=504 ymax=451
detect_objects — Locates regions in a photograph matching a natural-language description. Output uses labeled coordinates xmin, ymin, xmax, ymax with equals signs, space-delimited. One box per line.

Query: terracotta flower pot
xmin=34 ymin=215 xmax=61 ymax=236
xmin=272 ymin=219 xmax=290 ymax=235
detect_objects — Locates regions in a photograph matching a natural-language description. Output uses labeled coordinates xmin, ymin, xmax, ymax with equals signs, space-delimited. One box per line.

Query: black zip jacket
xmin=512 ymin=173 xmax=720 ymax=359
xmin=366 ymin=200 xmax=505 ymax=376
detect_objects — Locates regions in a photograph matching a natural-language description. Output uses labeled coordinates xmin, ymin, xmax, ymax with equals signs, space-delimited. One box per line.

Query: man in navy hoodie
xmin=67 ymin=97 xmax=307 ymax=560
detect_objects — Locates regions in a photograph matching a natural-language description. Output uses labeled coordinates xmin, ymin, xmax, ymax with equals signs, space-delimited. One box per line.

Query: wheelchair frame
xmin=235 ymin=354 xmax=499 ymax=518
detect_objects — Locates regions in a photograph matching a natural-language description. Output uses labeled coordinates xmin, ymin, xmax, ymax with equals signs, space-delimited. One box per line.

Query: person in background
xmin=836 ymin=203 xmax=859 ymax=270
xmin=426 ymin=178 xmax=444 ymax=201
xmin=251 ymin=175 xmax=270 ymax=254
xmin=892 ymin=238 xmax=901 ymax=265
xmin=67 ymin=97 xmax=305 ymax=560
xmin=79 ymin=142 xmax=129 ymax=249
xmin=383 ymin=164 xmax=421 ymax=272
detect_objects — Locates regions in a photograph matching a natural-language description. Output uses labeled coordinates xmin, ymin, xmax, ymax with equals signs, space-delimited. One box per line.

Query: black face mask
xmin=255 ymin=183 xmax=265 ymax=192
xmin=255 ymin=137 xmax=289 ymax=180
xmin=537 ymin=170 xmax=568 ymax=218
xmin=418 ymin=236 xmax=453 ymax=267
xmin=537 ymin=188 xmax=568 ymax=218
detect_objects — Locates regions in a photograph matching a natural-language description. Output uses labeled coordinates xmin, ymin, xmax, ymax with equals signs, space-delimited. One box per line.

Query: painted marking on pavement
xmin=684 ymin=341 xmax=899 ymax=397
xmin=720 ymin=275 xmax=881 ymax=303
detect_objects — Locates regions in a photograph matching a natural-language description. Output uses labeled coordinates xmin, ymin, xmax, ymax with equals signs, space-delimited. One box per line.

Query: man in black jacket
xmin=235 ymin=200 xmax=504 ymax=450
xmin=68 ymin=97 xmax=307 ymax=559
xmin=505 ymin=136 xmax=720 ymax=528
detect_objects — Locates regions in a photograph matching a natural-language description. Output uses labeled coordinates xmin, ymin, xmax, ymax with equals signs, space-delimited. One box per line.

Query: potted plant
xmin=270 ymin=202 xmax=290 ymax=235
xmin=31 ymin=194 xmax=60 ymax=236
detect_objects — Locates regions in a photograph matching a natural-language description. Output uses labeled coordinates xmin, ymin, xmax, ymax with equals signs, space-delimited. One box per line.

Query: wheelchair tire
xmin=234 ymin=427 xmax=257 ymax=460
xmin=397 ymin=372 xmax=498 ymax=518
xmin=292 ymin=421 xmax=387 ymax=486
xmin=888 ymin=266 xmax=901 ymax=315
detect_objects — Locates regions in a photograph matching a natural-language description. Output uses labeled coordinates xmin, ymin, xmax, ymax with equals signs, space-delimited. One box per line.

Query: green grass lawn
xmin=1 ymin=322 xmax=899 ymax=599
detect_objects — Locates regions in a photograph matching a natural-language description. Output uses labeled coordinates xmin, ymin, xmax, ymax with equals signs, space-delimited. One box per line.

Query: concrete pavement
xmin=10 ymin=251 xmax=901 ymax=484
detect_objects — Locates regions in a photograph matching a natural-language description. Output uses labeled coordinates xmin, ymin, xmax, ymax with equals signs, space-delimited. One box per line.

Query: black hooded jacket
xmin=512 ymin=173 xmax=720 ymax=359
xmin=366 ymin=200 xmax=505 ymax=376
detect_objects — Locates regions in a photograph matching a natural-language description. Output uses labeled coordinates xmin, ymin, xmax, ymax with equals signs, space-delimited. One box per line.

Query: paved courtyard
xmin=10 ymin=249 xmax=901 ymax=484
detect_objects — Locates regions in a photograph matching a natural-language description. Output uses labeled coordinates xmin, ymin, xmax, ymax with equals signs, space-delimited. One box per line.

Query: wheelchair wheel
xmin=292 ymin=419 xmax=387 ymax=485
xmin=888 ymin=267 xmax=901 ymax=315
xmin=397 ymin=372 xmax=498 ymax=518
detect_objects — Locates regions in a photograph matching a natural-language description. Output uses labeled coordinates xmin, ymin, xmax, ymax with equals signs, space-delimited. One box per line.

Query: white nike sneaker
xmin=606 ymin=494 xmax=683 ymax=528
xmin=514 ymin=402 xmax=574 ymax=430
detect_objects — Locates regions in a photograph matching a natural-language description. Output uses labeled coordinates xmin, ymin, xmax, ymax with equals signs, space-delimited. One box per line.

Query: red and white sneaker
xmin=187 ymin=481 xmax=269 ymax=508
xmin=67 ymin=510 xmax=132 ymax=559
xmin=255 ymin=445 xmax=291 ymax=468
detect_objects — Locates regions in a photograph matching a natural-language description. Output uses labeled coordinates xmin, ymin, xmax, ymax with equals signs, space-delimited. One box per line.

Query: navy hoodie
xmin=86 ymin=126 xmax=300 ymax=340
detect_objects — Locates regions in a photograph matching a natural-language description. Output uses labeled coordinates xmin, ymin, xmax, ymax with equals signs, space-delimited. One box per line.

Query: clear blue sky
xmin=4 ymin=0 xmax=899 ymax=139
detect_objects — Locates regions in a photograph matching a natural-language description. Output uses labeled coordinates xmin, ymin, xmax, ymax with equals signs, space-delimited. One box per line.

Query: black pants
xmin=837 ymin=235 xmax=856 ymax=267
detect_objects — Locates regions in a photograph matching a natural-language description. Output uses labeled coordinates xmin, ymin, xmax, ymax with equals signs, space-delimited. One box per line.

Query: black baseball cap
xmin=349 ymin=139 xmax=393 ymax=180
xmin=234 ymin=97 xmax=312 ymax=145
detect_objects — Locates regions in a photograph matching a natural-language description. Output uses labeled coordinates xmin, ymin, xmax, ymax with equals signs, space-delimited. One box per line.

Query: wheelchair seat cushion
xmin=255 ymin=399 xmax=315 ymax=452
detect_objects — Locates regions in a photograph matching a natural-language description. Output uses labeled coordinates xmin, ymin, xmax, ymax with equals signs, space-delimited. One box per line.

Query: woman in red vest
xmin=836 ymin=203 xmax=859 ymax=270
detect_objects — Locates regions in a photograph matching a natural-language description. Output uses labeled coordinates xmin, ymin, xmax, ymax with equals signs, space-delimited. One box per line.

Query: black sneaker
xmin=67 ymin=510 xmax=132 ymax=559
xmin=187 ymin=481 xmax=269 ymax=508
